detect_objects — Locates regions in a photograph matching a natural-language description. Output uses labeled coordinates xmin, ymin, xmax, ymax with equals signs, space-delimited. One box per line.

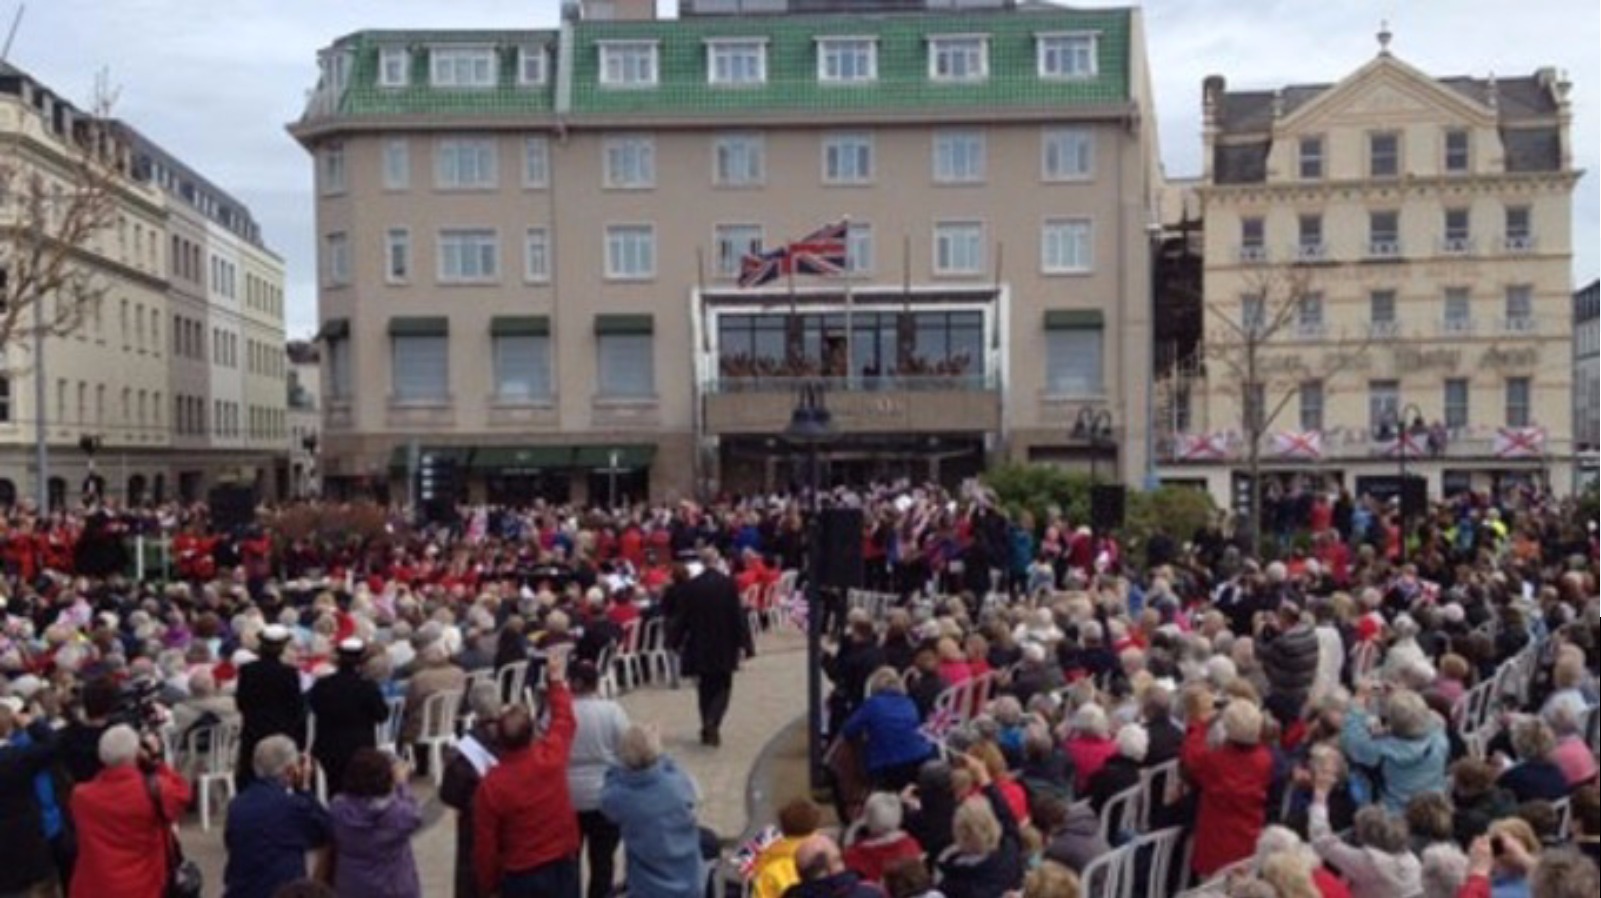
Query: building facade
xmin=1158 ymin=36 xmax=1580 ymax=508
xmin=0 ymin=63 xmax=287 ymax=508
xmin=287 ymin=339 xmax=322 ymax=497
xmin=292 ymin=0 xmax=1160 ymax=504
xmin=1576 ymin=279 xmax=1598 ymax=490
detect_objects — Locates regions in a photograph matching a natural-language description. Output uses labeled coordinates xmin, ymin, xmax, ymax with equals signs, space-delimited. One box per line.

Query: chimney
xmin=1202 ymin=74 xmax=1225 ymax=125
xmin=581 ymin=0 xmax=656 ymax=20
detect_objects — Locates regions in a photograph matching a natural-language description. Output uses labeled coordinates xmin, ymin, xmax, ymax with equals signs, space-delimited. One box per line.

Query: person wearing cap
xmin=308 ymin=638 xmax=389 ymax=797
xmin=236 ymin=624 xmax=307 ymax=788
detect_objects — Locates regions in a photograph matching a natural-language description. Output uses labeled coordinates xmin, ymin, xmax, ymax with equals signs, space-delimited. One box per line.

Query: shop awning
xmin=388 ymin=316 xmax=449 ymax=337
xmin=593 ymin=314 xmax=654 ymax=335
xmin=490 ymin=316 xmax=551 ymax=337
xmin=1043 ymin=309 xmax=1104 ymax=329
xmin=315 ymin=318 xmax=350 ymax=341
xmin=572 ymin=445 xmax=656 ymax=470
xmin=471 ymin=446 xmax=573 ymax=471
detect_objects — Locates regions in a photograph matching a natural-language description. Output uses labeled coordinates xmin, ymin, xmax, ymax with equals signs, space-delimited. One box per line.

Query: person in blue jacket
xmin=600 ymin=724 xmax=705 ymax=898
xmin=223 ymin=735 xmax=332 ymax=898
xmin=1341 ymin=685 xmax=1449 ymax=813
xmin=842 ymin=667 xmax=935 ymax=792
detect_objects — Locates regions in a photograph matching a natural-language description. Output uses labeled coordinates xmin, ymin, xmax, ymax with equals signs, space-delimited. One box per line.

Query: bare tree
xmin=1203 ymin=267 xmax=1373 ymax=550
xmin=0 ymin=86 xmax=125 ymax=354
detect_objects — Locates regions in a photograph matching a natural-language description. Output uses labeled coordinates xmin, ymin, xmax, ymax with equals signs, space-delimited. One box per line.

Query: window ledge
xmin=489 ymin=396 xmax=555 ymax=409
xmin=1041 ymin=268 xmax=1094 ymax=278
xmin=592 ymin=395 xmax=659 ymax=407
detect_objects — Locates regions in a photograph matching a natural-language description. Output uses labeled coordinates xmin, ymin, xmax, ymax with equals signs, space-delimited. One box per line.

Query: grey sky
xmin=8 ymin=0 xmax=1596 ymax=338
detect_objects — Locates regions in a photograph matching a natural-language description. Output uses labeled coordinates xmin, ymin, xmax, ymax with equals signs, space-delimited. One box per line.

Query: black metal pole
xmin=806 ymin=445 xmax=824 ymax=793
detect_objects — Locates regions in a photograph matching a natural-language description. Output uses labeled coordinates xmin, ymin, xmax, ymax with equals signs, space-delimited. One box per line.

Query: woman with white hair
xmin=1340 ymin=685 xmax=1447 ymax=813
xmin=1182 ymin=695 xmax=1273 ymax=879
xmin=1062 ymin=703 xmax=1116 ymax=794
xmin=843 ymin=667 xmax=937 ymax=791
xmin=1308 ymin=792 xmax=1420 ymax=898
xmin=599 ymin=725 xmax=705 ymax=898
xmin=1086 ymin=724 xmax=1147 ymax=817
xmin=843 ymin=792 xmax=923 ymax=885
xmin=1254 ymin=826 xmax=1349 ymax=898
xmin=68 ymin=724 xmax=194 ymax=898
xmin=1496 ymin=716 xmax=1571 ymax=804
xmin=400 ymin=637 xmax=466 ymax=747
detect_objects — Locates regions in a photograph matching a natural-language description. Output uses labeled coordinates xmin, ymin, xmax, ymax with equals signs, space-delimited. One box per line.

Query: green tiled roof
xmin=322 ymin=7 xmax=1129 ymax=123
xmin=337 ymin=31 xmax=557 ymax=119
xmin=570 ymin=9 xmax=1129 ymax=116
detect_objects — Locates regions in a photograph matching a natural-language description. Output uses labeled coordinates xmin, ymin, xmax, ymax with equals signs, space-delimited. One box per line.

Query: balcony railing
xmin=1158 ymin=424 xmax=1558 ymax=463
xmin=1439 ymin=317 xmax=1476 ymax=336
xmin=1440 ymin=236 xmax=1473 ymax=255
xmin=1497 ymin=316 xmax=1537 ymax=335
xmin=1293 ymin=321 xmax=1328 ymax=340
xmin=1294 ymin=242 xmax=1328 ymax=263
xmin=1367 ymin=239 xmax=1402 ymax=259
xmin=1503 ymin=234 xmax=1536 ymax=253
xmin=1238 ymin=244 xmax=1268 ymax=264
xmin=706 ymin=372 xmax=997 ymax=394
xmin=1367 ymin=320 xmax=1401 ymax=339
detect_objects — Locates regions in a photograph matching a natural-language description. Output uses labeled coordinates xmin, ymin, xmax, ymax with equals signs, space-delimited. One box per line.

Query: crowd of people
xmin=0 ymin=479 xmax=1591 ymax=898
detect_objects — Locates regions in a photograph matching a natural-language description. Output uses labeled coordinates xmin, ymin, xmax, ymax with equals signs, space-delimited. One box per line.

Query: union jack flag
xmin=919 ymin=705 xmax=960 ymax=743
xmin=738 ymin=221 xmax=849 ymax=287
xmin=732 ymin=826 xmax=783 ymax=880
xmin=779 ymin=592 xmax=809 ymax=632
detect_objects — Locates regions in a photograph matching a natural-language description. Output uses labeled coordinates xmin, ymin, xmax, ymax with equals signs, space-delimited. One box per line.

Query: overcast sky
xmin=8 ymin=0 xmax=1596 ymax=337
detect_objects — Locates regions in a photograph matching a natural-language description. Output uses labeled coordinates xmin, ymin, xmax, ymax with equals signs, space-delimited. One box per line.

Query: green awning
xmin=490 ymin=316 xmax=550 ymax=337
xmin=573 ymin=445 xmax=656 ymax=469
xmin=315 ymin=318 xmax=350 ymax=341
xmin=386 ymin=446 xmax=463 ymax=469
xmin=471 ymin=446 xmax=573 ymax=470
xmin=388 ymin=316 xmax=449 ymax=337
xmin=1044 ymin=309 xmax=1104 ymax=329
xmin=593 ymin=314 xmax=654 ymax=335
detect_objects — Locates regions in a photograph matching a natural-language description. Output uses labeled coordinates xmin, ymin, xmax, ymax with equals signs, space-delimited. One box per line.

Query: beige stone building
xmin=1157 ymin=35 xmax=1580 ymax=508
xmin=292 ymin=0 xmax=1161 ymax=504
xmin=0 ymin=63 xmax=287 ymax=507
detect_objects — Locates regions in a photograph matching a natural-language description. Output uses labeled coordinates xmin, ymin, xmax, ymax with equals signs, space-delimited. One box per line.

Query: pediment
xmin=1281 ymin=54 xmax=1495 ymax=132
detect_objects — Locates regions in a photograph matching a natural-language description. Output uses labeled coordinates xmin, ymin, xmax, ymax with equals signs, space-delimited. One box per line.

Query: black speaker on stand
xmin=1090 ymin=484 xmax=1126 ymax=533
xmin=208 ymin=484 xmax=256 ymax=534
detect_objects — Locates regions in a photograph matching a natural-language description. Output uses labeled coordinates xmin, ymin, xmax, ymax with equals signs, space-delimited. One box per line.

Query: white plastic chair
xmin=640 ymin=617 xmax=678 ymax=688
xmin=1128 ymin=827 xmax=1185 ymax=898
xmin=1100 ymin=782 xmax=1146 ymax=845
xmin=614 ymin=619 xmax=645 ymax=692
xmin=410 ymin=689 xmax=464 ymax=787
xmin=595 ymin=644 xmax=619 ymax=699
xmin=1078 ymin=831 xmax=1132 ymax=898
xmin=376 ymin=695 xmax=406 ymax=755
xmin=186 ymin=718 xmax=241 ymax=832
xmin=496 ymin=661 xmax=529 ymax=707
xmin=1138 ymin=759 xmax=1182 ymax=831
xmin=1553 ymin=795 xmax=1573 ymax=840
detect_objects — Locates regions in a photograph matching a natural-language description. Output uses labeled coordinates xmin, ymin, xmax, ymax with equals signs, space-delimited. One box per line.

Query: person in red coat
xmin=69 ymin=724 xmax=193 ymax=898
xmin=1181 ymin=694 xmax=1273 ymax=879
xmin=475 ymin=650 xmax=579 ymax=897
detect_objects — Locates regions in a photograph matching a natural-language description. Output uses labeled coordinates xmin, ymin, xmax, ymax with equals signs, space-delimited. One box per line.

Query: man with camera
xmin=67 ymin=723 xmax=192 ymax=898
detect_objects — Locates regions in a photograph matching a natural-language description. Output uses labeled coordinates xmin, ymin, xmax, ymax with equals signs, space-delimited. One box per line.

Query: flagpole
xmin=991 ymin=240 xmax=1004 ymax=353
xmin=841 ymin=216 xmax=852 ymax=391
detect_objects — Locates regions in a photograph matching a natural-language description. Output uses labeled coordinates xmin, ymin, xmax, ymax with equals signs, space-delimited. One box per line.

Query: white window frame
xmin=517 ymin=46 xmax=548 ymax=86
xmin=599 ymin=41 xmax=659 ymax=88
xmin=437 ymin=228 xmax=500 ymax=284
xmin=604 ymin=136 xmax=656 ymax=189
xmin=1505 ymin=377 xmax=1531 ymax=427
xmin=430 ymin=47 xmax=497 ymax=88
xmin=928 ymin=35 xmax=989 ymax=82
xmin=706 ymin=38 xmax=767 ymax=86
xmin=434 ymin=137 xmax=498 ymax=190
xmin=822 ymin=132 xmax=873 ymax=185
xmin=320 ymin=143 xmax=346 ymax=196
xmin=391 ymin=334 xmax=450 ymax=403
xmin=383 ymin=139 xmax=410 ymax=191
xmin=378 ymin=47 xmax=410 ymax=88
xmin=1045 ymin=327 xmax=1103 ymax=396
xmin=846 ymin=222 xmax=873 ymax=275
xmin=1299 ymin=135 xmax=1324 ymax=180
xmin=817 ymin=37 xmax=877 ymax=83
xmin=1299 ymin=380 xmax=1324 ymax=432
xmin=1041 ymin=127 xmax=1094 ymax=181
xmin=524 ymin=228 xmax=551 ymax=283
xmin=605 ymin=224 xmax=656 ymax=281
xmin=385 ymin=228 xmax=411 ymax=284
xmin=933 ymin=221 xmax=985 ymax=276
xmin=713 ymin=133 xmax=765 ymax=187
xmin=1369 ymin=130 xmax=1401 ymax=178
xmin=325 ymin=232 xmax=350 ymax=286
xmin=522 ymin=137 xmax=550 ymax=188
xmin=1041 ymin=219 xmax=1092 ymax=274
xmin=598 ymin=333 xmax=656 ymax=399
xmin=714 ymin=224 xmax=764 ymax=279
xmin=1036 ymin=32 xmax=1098 ymax=79
xmin=933 ymin=130 xmax=986 ymax=184
xmin=1444 ymin=128 xmax=1471 ymax=173
xmin=493 ymin=333 xmax=552 ymax=401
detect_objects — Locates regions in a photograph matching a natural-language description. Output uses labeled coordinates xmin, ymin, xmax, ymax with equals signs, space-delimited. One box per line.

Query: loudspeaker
xmin=816 ymin=507 xmax=865 ymax=590
xmin=208 ymin=485 xmax=255 ymax=533
xmin=1091 ymin=484 xmax=1126 ymax=532
xmin=1400 ymin=476 xmax=1428 ymax=519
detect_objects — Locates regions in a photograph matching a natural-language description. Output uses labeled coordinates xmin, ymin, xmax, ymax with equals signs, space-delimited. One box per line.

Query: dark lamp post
xmin=785 ymin=382 xmax=834 ymax=794
xmin=1072 ymin=407 xmax=1114 ymax=484
xmin=1397 ymin=401 xmax=1424 ymax=564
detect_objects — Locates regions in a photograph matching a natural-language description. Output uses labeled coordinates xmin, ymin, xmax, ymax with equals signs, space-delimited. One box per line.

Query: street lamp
xmin=785 ymin=381 xmax=834 ymax=794
xmin=1072 ymin=407 xmax=1114 ymax=484
xmin=1396 ymin=402 xmax=1424 ymax=564
xmin=78 ymin=435 xmax=103 ymax=503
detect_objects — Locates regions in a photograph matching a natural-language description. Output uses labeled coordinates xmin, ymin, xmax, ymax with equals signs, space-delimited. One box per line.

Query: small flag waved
xmin=780 ymin=592 xmax=809 ymax=631
xmin=732 ymin=826 xmax=783 ymax=880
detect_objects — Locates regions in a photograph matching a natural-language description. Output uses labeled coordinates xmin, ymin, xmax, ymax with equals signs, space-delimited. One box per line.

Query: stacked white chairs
xmin=595 ymin=644 xmax=620 ymax=699
xmin=1080 ymin=826 xmax=1185 ymax=898
xmin=1100 ymin=782 xmax=1145 ymax=846
xmin=613 ymin=618 xmax=646 ymax=692
xmin=410 ymin=688 xmax=464 ymax=786
xmin=1137 ymin=759 xmax=1183 ymax=831
xmin=376 ymin=694 xmax=407 ymax=755
xmin=640 ymin=617 xmax=679 ymax=688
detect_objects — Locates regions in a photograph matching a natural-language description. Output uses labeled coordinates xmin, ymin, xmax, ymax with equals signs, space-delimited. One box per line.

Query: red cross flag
xmin=1493 ymin=426 xmax=1546 ymax=459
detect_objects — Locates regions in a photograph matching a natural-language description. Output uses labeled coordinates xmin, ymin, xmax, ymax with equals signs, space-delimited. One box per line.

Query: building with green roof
xmin=291 ymin=0 xmax=1161 ymax=503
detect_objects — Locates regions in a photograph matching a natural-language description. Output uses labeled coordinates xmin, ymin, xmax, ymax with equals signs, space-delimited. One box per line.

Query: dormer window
xmin=929 ymin=36 xmax=988 ymax=83
xmin=518 ymin=46 xmax=548 ymax=86
xmin=431 ymin=48 xmax=497 ymax=88
xmin=378 ymin=48 xmax=410 ymax=87
xmin=707 ymin=39 xmax=767 ymax=86
xmin=600 ymin=41 xmax=659 ymax=88
xmin=1037 ymin=33 xmax=1097 ymax=79
xmin=817 ymin=37 xmax=876 ymax=83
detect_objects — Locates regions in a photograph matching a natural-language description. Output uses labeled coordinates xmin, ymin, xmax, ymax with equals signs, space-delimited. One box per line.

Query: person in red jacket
xmin=475 ymin=649 xmax=579 ymax=898
xmin=69 ymin=724 xmax=193 ymax=898
xmin=1181 ymin=694 xmax=1273 ymax=879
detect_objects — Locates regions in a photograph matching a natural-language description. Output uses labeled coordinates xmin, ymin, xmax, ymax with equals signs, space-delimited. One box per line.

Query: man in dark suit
xmin=307 ymin=638 xmax=389 ymax=795
xmin=236 ymin=624 xmax=306 ymax=787
xmin=670 ymin=550 xmax=754 ymax=747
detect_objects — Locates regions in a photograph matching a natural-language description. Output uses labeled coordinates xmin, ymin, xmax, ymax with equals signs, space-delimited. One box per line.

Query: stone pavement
xmin=180 ymin=625 xmax=810 ymax=894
